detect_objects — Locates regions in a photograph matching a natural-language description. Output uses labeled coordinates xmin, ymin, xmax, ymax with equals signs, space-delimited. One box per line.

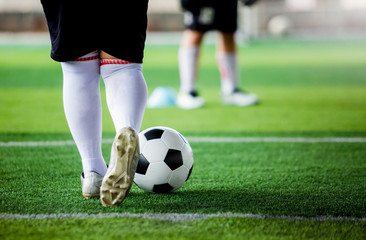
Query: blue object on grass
xmin=147 ymin=87 xmax=177 ymax=108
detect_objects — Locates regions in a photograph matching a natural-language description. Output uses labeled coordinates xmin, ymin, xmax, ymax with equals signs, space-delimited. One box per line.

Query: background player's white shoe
xmin=100 ymin=127 xmax=139 ymax=207
xmin=177 ymin=91 xmax=205 ymax=109
xmin=222 ymin=89 xmax=259 ymax=107
xmin=81 ymin=172 xmax=103 ymax=198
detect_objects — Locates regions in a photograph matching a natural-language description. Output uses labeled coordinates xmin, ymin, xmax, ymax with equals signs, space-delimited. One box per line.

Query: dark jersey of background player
xmin=181 ymin=0 xmax=238 ymax=33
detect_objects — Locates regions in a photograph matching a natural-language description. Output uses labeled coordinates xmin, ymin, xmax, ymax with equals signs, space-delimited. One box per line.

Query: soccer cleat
xmin=81 ymin=171 xmax=103 ymax=198
xmin=177 ymin=90 xmax=205 ymax=109
xmin=100 ymin=127 xmax=139 ymax=207
xmin=221 ymin=89 xmax=259 ymax=107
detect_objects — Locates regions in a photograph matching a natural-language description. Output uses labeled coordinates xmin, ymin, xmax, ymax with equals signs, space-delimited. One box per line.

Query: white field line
xmin=187 ymin=137 xmax=366 ymax=143
xmin=0 ymin=213 xmax=365 ymax=222
xmin=0 ymin=137 xmax=366 ymax=147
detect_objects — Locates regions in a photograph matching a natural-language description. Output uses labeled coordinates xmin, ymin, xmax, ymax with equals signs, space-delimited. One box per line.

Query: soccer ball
xmin=134 ymin=126 xmax=194 ymax=193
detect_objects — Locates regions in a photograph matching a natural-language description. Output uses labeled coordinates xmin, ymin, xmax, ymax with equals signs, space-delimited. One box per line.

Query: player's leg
xmin=177 ymin=30 xmax=205 ymax=109
xmin=97 ymin=0 xmax=148 ymax=206
xmin=216 ymin=31 xmax=238 ymax=95
xmin=216 ymin=31 xmax=259 ymax=106
xmin=178 ymin=0 xmax=216 ymax=109
xmin=212 ymin=0 xmax=258 ymax=106
xmin=100 ymin=51 xmax=147 ymax=134
xmin=61 ymin=51 xmax=106 ymax=198
xmin=99 ymin=51 xmax=147 ymax=207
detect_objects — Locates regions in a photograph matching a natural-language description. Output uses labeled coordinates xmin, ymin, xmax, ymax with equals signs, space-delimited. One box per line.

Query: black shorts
xmin=41 ymin=0 xmax=148 ymax=63
xmin=180 ymin=0 xmax=238 ymax=33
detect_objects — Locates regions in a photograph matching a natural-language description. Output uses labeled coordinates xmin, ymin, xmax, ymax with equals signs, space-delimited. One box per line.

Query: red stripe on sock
xmin=100 ymin=59 xmax=134 ymax=66
xmin=217 ymin=57 xmax=230 ymax=80
xmin=72 ymin=56 xmax=99 ymax=62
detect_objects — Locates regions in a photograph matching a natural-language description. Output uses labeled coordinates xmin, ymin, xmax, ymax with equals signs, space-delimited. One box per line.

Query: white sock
xmin=61 ymin=52 xmax=107 ymax=176
xmin=216 ymin=52 xmax=239 ymax=95
xmin=101 ymin=60 xmax=147 ymax=133
xmin=178 ymin=46 xmax=199 ymax=93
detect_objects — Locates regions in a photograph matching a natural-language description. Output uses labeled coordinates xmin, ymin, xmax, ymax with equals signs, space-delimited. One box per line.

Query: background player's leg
xmin=216 ymin=32 xmax=238 ymax=95
xmin=217 ymin=32 xmax=259 ymax=106
xmin=177 ymin=30 xmax=205 ymax=109
xmin=178 ymin=30 xmax=204 ymax=94
xmin=61 ymin=52 xmax=107 ymax=177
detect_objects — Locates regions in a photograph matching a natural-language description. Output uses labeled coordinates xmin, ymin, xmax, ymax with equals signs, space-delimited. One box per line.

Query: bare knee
xmin=181 ymin=30 xmax=205 ymax=47
xmin=100 ymin=51 xmax=118 ymax=59
xmin=217 ymin=32 xmax=236 ymax=53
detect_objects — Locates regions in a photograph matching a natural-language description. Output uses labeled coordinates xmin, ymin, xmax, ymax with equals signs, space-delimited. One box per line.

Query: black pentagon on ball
xmin=144 ymin=129 xmax=164 ymax=140
xmin=164 ymin=149 xmax=183 ymax=171
xmin=153 ymin=183 xmax=174 ymax=193
xmin=136 ymin=154 xmax=150 ymax=175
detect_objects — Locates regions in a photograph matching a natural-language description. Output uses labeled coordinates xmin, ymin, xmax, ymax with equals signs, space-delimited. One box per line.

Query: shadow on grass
xmin=1 ymin=184 xmax=365 ymax=218
xmin=120 ymin=187 xmax=365 ymax=218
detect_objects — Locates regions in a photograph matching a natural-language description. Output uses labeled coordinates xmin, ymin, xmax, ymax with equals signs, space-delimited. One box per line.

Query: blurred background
xmin=0 ymin=0 xmax=365 ymax=133
xmin=0 ymin=0 xmax=366 ymax=43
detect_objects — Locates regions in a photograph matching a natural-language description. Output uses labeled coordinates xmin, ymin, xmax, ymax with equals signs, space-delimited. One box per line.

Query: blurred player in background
xmin=40 ymin=0 xmax=149 ymax=207
xmin=177 ymin=0 xmax=259 ymax=109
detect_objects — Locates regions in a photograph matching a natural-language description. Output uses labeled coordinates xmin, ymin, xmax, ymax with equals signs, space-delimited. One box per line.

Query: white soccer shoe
xmin=81 ymin=172 xmax=103 ymax=198
xmin=222 ymin=89 xmax=259 ymax=107
xmin=177 ymin=91 xmax=205 ymax=109
xmin=100 ymin=127 xmax=139 ymax=207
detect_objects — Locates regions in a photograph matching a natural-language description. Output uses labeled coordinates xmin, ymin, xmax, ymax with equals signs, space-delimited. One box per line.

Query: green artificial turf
xmin=1 ymin=217 xmax=365 ymax=240
xmin=0 ymin=40 xmax=365 ymax=239
xmin=1 ymin=41 xmax=366 ymax=134
xmin=1 ymin=86 xmax=365 ymax=133
xmin=1 ymin=141 xmax=365 ymax=216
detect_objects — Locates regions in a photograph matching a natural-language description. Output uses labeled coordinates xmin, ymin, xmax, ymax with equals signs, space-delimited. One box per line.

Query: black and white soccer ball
xmin=134 ymin=126 xmax=194 ymax=193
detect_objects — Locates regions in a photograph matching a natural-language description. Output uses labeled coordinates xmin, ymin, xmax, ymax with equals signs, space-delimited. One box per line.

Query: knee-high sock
xmin=216 ymin=52 xmax=239 ymax=95
xmin=61 ymin=52 xmax=107 ymax=176
xmin=101 ymin=60 xmax=147 ymax=133
xmin=178 ymin=46 xmax=199 ymax=93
